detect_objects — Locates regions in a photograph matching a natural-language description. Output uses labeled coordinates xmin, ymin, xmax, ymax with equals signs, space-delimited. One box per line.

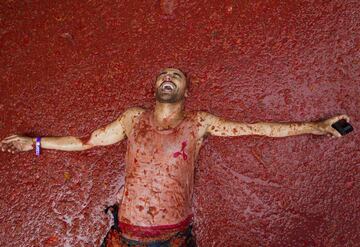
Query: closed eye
xmin=158 ymin=71 xmax=183 ymax=79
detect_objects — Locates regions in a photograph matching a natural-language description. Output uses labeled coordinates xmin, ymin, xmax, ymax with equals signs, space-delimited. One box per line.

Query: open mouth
xmin=160 ymin=81 xmax=176 ymax=93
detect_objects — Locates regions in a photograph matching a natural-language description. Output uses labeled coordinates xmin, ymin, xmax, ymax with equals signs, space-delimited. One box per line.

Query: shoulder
xmin=191 ymin=111 xmax=214 ymax=137
xmin=194 ymin=111 xmax=218 ymax=124
xmin=183 ymin=111 xmax=208 ymax=124
xmin=123 ymin=107 xmax=146 ymax=119
xmin=119 ymin=107 xmax=146 ymax=135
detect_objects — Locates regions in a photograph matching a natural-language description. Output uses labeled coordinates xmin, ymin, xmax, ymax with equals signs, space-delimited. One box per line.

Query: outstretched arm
xmin=198 ymin=111 xmax=350 ymax=138
xmin=0 ymin=107 xmax=144 ymax=153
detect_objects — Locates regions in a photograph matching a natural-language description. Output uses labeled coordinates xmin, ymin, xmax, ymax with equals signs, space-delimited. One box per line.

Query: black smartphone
xmin=331 ymin=119 xmax=353 ymax=136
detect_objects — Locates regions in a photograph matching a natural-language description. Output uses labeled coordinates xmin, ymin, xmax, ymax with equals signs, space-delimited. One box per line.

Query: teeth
xmin=161 ymin=81 xmax=175 ymax=90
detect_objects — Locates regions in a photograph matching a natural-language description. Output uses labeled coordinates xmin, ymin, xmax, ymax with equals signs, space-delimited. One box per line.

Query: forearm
xmin=252 ymin=121 xmax=323 ymax=137
xmin=32 ymin=136 xmax=93 ymax=151
xmin=208 ymin=119 xmax=323 ymax=137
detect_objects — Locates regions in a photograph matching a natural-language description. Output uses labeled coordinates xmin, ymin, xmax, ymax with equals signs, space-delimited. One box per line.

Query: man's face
xmin=155 ymin=68 xmax=187 ymax=103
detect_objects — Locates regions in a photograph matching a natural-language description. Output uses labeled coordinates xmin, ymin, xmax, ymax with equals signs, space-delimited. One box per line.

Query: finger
xmin=338 ymin=114 xmax=350 ymax=122
xmin=8 ymin=143 xmax=19 ymax=152
xmin=9 ymin=145 xmax=19 ymax=153
xmin=1 ymin=138 xmax=15 ymax=144
xmin=330 ymin=129 xmax=342 ymax=138
xmin=3 ymin=144 xmax=12 ymax=152
xmin=4 ymin=134 xmax=18 ymax=138
xmin=10 ymin=144 xmax=18 ymax=152
xmin=1 ymin=143 xmax=10 ymax=152
xmin=10 ymin=143 xmax=21 ymax=152
xmin=344 ymin=115 xmax=350 ymax=122
xmin=2 ymin=136 xmax=20 ymax=142
xmin=1 ymin=137 xmax=20 ymax=144
xmin=3 ymin=135 xmax=19 ymax=141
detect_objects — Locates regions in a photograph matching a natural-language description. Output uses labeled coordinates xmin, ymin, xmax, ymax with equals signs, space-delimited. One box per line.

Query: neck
xmin=153 ymin=100 xmax=185 ymax=129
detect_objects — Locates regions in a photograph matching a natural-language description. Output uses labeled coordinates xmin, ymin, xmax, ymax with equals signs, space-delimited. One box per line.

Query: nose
xmin=163 ymin=74 xmax=172 ymax=81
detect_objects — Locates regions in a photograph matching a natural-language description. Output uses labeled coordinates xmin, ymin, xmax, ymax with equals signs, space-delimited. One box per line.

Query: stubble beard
xmin=155 ymin=90 xmax=184 ymax=103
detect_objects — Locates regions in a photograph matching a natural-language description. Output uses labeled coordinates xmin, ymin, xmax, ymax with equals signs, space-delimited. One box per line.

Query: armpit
xmin=195 ymin=111 xmax=211 ymax=138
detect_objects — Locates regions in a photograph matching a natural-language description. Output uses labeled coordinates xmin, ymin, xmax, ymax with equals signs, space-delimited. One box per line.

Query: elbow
xmin=81 ymin=143 xmax=94 ymax=150
xmin=78 ymin=135 xmax=95 ymax=150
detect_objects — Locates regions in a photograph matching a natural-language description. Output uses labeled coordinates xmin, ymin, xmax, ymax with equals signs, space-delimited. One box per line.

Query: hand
xmin=317 ymin=114 xmax=351 ymax=138
xmin=0 ymin=135 xmax=34 ymax=153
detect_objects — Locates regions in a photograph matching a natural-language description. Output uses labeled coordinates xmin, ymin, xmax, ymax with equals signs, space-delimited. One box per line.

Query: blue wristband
xmin=35 ymin=137 xmax=41 ymax=156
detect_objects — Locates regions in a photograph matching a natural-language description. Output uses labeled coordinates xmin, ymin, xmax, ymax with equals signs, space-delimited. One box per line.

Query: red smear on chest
xmin=173 ymin=141 xmax=188 ymax=160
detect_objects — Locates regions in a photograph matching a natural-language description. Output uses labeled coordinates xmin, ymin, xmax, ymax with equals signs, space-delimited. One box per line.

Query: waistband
xmin=119 ymin=214 xmax=194 ymax=239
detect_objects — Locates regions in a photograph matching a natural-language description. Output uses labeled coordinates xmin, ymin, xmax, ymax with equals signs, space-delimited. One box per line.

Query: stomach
xmin=118 ymin=177 xmax=193 ymax=226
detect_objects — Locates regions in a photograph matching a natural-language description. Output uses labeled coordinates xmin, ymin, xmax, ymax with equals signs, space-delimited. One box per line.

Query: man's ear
xmin=185 ymin=89 xmax=189 ymax=98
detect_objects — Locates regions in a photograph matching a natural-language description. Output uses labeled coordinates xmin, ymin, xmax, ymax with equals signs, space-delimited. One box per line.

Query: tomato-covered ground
xmin=0 ymin=1 xmax=359 ymax=246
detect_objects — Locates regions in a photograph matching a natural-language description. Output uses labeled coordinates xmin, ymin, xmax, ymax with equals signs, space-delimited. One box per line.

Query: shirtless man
xmin=0 ymin=68 xmax=351 ymax=246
